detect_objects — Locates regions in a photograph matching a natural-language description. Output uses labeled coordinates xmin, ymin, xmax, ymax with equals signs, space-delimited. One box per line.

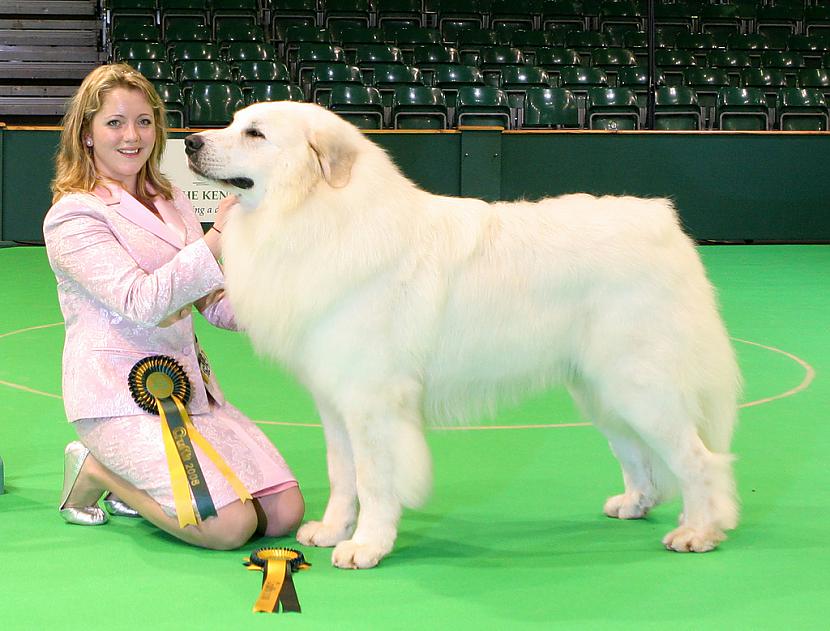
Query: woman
xmin=43 ymin=63 xmax=304 ymax=550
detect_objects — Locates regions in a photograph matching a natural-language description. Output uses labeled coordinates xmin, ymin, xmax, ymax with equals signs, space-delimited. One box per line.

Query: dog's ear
xmin=307 ymin=127 xmax=356 ymax=188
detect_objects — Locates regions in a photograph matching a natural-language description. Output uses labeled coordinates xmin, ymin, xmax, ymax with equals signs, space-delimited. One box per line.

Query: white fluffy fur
xmin=188 ymin=102 xmax=741 ymax=569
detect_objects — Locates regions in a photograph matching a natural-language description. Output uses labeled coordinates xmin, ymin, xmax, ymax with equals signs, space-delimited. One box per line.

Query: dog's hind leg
xmin=569 ymin=381 xmax=670 ymax=520
xmin=597 ymin=377 xmax=738 ymax=552
xmin=296 ymin=396 xmax=358 ymax=548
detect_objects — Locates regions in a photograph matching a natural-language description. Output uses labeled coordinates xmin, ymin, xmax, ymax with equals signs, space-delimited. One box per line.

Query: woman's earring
xmin=85 ymin=139 xmax=93 ymax=147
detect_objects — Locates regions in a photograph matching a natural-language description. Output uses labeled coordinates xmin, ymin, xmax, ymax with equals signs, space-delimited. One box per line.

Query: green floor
xmin=0 ymin=245 xmax=827 ymax=630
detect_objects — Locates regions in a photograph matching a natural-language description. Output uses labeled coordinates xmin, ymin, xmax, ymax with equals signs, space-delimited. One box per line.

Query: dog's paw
xmin=331 ymin=539 xmax=391 ymax=569
xmin=662 ymin=525 xmax=726 ymax=552
xmin=296 ymin=520 xmax=352 ymax=548
xmin=603 ymin=492 xmax=653 ymax=519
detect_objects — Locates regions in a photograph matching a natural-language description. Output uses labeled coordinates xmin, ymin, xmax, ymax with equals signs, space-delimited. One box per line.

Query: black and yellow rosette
xmin=243 ymin=547 xmax=310 ymax=613
xmin=128 ymin=355 xmax=252 ymax=528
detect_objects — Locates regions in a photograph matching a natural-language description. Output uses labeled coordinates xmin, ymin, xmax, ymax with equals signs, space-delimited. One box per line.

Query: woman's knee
xmin=190 ymin=501 xmax=258 ymax=550
xmin=262 ymin=486 xmax=305 ymax=537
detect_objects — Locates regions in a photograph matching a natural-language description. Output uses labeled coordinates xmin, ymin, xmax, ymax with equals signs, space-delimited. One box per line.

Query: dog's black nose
xmin=184 ymin=134 xmax=204 ymax=156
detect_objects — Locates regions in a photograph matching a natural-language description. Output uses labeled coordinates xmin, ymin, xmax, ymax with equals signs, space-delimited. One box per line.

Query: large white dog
xmin=185 ymin=101 xmax=740 ymax=569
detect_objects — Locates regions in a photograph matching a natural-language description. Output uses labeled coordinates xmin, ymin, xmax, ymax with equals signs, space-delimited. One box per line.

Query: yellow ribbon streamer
xmin=158 ymin=400 xmax=199 ymax=528
xmin=253 ymin=559 xmax=287 ymax=613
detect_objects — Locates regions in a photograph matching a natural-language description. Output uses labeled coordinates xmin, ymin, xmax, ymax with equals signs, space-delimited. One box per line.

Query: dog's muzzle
xmin=184 ymin=134 xmax=255 ymax=189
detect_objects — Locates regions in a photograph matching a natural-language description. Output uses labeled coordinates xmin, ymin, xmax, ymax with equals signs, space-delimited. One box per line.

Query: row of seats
xmin=151 ymin=76 xmax=830 ymax=132
xmin=106 ymin=0 xmax=830 ymax=42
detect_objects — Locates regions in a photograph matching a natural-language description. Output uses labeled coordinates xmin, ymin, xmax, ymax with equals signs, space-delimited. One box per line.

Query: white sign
xmin=160 ymin=138 xmax=229 ymax=222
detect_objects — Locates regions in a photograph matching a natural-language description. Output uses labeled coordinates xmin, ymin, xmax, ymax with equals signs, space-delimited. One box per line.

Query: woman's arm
xmin=44 ymin=198 xmax=225 ymax=327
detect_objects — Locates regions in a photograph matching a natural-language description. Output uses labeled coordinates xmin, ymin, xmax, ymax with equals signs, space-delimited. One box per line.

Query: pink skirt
xmin=75 ymin=400 xmax=298 ymax=518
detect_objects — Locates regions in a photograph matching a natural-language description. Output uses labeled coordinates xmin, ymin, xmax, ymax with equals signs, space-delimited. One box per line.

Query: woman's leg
xmin=64 ymin=453 xmax=258 ymax=550
xmin=253 ymin=486 xmax=305 ymax=538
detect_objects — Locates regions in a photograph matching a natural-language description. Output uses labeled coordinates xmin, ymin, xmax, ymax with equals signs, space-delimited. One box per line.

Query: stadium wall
xmin=1 ymin=127 xmax=828 ymax=243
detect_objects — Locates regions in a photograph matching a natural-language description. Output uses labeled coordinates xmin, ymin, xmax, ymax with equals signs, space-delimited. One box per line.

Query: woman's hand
xmin=213 ymin=194 xmax=238 ymax=233
xmin=204 ymin=194 xmax=238 ymax=260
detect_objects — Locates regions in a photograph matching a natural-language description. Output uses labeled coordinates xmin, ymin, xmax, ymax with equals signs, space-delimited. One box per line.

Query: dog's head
xmin=185 ymin=101 xmax=360 ymax=209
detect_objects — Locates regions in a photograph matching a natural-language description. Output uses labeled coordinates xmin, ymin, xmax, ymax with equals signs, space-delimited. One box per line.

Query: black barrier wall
xmin=1 ymin=128 xmax=829 ymax=243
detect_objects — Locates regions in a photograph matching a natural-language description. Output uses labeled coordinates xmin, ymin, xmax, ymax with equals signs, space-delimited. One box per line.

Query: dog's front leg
xmin=330 ymin=411 xmax=404 ymax=569
xmin=296 ymin=398 xmax=358 ymax=548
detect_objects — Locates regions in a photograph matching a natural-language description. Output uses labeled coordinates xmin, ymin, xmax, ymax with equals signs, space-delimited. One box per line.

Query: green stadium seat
xmin=376 ymin=0 xmax=424 ymax=31
xmin=511 ymin=30 xmax=557 ymax=66
xmin=385 ymin=26 xmax=443 ymax=64
xmin=436 ymin=0 xmax=487 ymax=38
xmin=226 ymin=42 xmax=277 ymax=63
xmin=490 ymin=0 xmax=539 ymax=33
xmin=796 ymin=68 xmax=830 ymax=102
xmin=244 ymin=82 xmax=305 ymax=105
xmin=716 ymin=87 xmax=769 ymax=131
xmin=586 ymin=86 xmax=640 ymax=130
xmin=653 ymin=2 xmax=693 ymax=39
xmin=501 ymin=64 xmax=550 ymax=126
xmin=354 ymin=44 xmax=404 ymax=84
xmin=392 ymin=85 xmax=448 ymax=129
xmin=707 ymin=50 xmax=752 ymax=87
xmin=522 ymin=86 xmax=579 ymax=128
xmin=296 ymin=43 xmax=345 ymax=91
xmin=114 ymin=41 xmax=167 ymax=61
xmin=324 ymin=0 xmax=374 ymax=31
xmin=784 ymin=87 xmax=830 ymax=132
xmin=326 ymin=85 xmax=385 ymax=129
xmin=700 ymin=3 xmax=753 ymax=47
xmin=787 ymin=35 xmax=829 ymax=69
xmin=535 ymin=47 xmax=581 ymax=86
xmin=187 ymin=81 xmax=246 ymax=127
xmin=656 ymin=49 xmax=697 ymax=86
xmin=270 ymin=0 xmax=318 ymax=33
xmin=163 ymin=18 xmax=211 ymax=43
xmin=285 ymin=26 xmax=332 ymax=76
xmin=740 ymin=67 xmax=788 ymax=117
xmin=654 ymin=85 xmax=702 ymax=131
xmin=560 ymin=65 xmax=608 ymax=112
xmin=805 ymin=5 xmax=830 ymax=38
xmin=211 ymin=0 xmax=258 ymax=35
xmin=756 ymin=1 xmax=803 ymax=43
xmin=479 ymin=46 xmax=525 ymax=87
xmin=413 ymin=44 xmax=460 ymax=85
xmin=726 ymin=33 xmax=770 ymax=67
xmin=129 ymin=59 xmax=176 ymax=82
xmin=178 ymin=60 xmax=234 ymax=86
xmin=168 ymin=41 xmax=220 ymax=65
xmin=616 ymin=64 xmax=665 ymax=115
xmin=591 ymin=47 xmax=637 ymax=85
xmin=371 ymin=63 xmax=423 ymax=110
xmin=454 ymin=86 xmax=512 ymax=128
xmin=236 ymin=60 xmax=291 ymax=84
xmin=683 ymin=67 xmax=730 ymax=128
xmin=310 ymin=64 xmax=364 ymax=105
xmin=541 ymin=0 xmax=589 ymax=32
xmin=455 ymin=28 xmax=500 ymax=65
xmin=598 ymin=0 xmax=643 ymax=47
xmin=112 ymin=20 xmax=159 ymax=42
xmin=675 ymin=32 xmax=718 ymax=66
xmin=564 ymin=30 xmax=607 ymax=65
xmin=760 ymin=51 xmax=805 ymax=87
xmin=215 ymin=20 xmax=266 ymax=49
xmin=335 ymin=27 xmax=385 ymax=64
xmin=152 ymin=80 xmax=186 ymax=127
xmin=776 ymin=87 xmax=829 ymax=131
xmin=432 ymin=64 xmax=485 ymax=109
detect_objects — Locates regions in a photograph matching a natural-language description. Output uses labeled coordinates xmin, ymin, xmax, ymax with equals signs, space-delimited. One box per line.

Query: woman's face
xmin=86 ymin=87 xmax=156 ymax=194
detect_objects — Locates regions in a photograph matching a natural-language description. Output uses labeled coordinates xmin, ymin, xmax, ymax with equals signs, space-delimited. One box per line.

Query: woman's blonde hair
xmin=51 ymin=63 xmax=173 ymax=203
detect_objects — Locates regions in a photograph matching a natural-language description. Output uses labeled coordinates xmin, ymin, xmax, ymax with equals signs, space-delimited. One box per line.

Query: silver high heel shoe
xmin=103 ymin=494 xmax=140 ymax=518
xmin=58 ymin=441 xmax=108 ymax=526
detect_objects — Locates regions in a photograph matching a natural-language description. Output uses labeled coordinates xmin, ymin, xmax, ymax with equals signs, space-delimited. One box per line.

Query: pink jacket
xmin=43 ymin=183 xmax=237 ymax=422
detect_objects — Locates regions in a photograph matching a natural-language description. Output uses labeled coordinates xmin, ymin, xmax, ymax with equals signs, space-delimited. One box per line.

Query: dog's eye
xmin=246 ymin=128 xmax=265 ymax=139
